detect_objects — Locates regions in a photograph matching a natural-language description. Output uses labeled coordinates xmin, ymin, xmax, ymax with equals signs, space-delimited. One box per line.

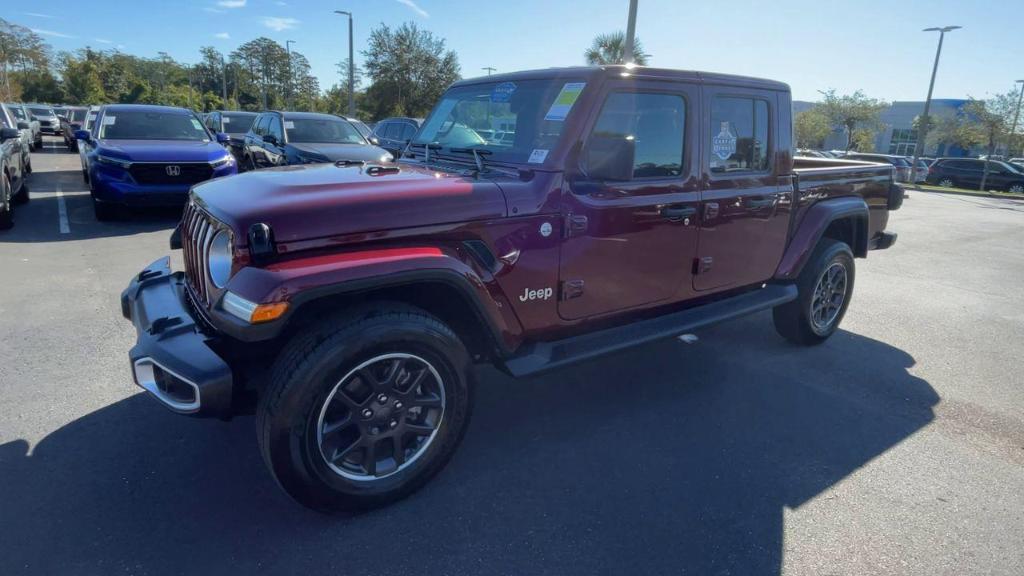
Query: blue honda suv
xmin=75 ymin=104 xmax=237 ymax=220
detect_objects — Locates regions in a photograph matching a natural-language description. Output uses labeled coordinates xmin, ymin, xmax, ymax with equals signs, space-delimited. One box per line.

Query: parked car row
xmin=0 ymin=104 xmax=32 ymax=229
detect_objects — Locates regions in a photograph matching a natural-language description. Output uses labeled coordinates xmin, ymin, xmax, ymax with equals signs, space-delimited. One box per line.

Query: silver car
xmin=4 ymin=104 xmax=41 ymax=150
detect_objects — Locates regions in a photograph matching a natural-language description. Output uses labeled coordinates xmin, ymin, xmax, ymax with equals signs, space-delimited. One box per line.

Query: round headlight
xmin=208 ymin=229 xmax=233 ymax=289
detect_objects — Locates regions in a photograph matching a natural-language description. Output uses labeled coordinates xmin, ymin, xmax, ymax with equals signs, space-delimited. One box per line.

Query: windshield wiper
xmin=450 ymin=147 xmax=493 ymax=173
xmin=407 ymin=142 xmax=442 ymax=162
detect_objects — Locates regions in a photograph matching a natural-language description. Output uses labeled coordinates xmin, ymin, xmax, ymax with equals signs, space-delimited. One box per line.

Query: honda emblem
xmin=166 ymin=165 xmax=181 ymax=176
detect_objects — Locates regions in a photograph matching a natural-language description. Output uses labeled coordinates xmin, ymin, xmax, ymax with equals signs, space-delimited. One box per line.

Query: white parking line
xmin=56 ymin=183 xmax=70 ymax=234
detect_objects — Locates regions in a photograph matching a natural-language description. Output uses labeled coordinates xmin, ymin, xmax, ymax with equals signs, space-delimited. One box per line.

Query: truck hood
xmin=192 ymin=161 xmax=508 ymax=244
xmin=290 ymin=142 xmax=391 ymax=163
xmin=96 ymin=139 xmax=230 ymax=163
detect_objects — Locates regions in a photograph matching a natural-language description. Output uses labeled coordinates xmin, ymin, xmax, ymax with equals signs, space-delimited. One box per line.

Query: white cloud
xmin=23 ymin=12 xmax=55 ymax=19
xmin=31 ymin=28 xmax=76 ymax=38
xmin=217 ymin=0 xmax=247 ymax=7
xmin=260 ymin=16 xmax=299 ymax=31
xmin=396 ymin=0 xmax=429 ymax=18
xmin=275 ymin=1 xmax=288 ymax=5
xmin=94 ymin=38 xmax=114 ymax=44
xmin=204 ymin=7 xmax=225 ymax=12
xmin=214 ymin=32 xmax=231 ymax=39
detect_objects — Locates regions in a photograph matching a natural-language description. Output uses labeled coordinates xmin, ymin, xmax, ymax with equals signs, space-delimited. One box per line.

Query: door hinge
xmin=561 ymin=279 xmax=585 ymax=300
xmin=693 ymin=256 xmax=713 ymax=275
xmin=565 ymin=214 xmax=588 ymax=237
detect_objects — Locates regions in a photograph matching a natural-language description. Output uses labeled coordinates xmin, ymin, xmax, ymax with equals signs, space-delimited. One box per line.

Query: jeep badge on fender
xmin=120 ymin=65 xmax=900 ymax=513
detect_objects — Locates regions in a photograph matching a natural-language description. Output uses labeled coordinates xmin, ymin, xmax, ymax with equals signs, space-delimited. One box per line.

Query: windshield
xmin=285 ymin=118 xmax=365 ymax=144
xmin=98 ymin=110 xmax=211 ymax=141
xmin=29 ymin=107 xmax=53 ymax=117
xmin=1000 ymin=161 xmax=1024 ymax=174
xmin=70 ymin=109 xmax=88 ymax=123
xmin=412 ymin=78 xmax=586 ymax=164
xmin=222 ymin=113 xmax=256 ymax=132
xmin=85 ymin=111 xmax=98 ymax=130
xmin=8 ymin=106 xmax=26 ymax=121
xmin=350 ymin=119 xmax=372 ymax=139
xmin=891 ymin=157 xmax=910 ymax=167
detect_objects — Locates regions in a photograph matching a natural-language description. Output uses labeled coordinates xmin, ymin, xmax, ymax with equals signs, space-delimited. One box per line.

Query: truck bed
xmin=790 ymin=156 xmax=897 ymax=248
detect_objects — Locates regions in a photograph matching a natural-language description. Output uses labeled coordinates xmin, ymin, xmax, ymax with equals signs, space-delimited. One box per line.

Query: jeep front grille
xmin=181 ymin=200 xmax=220 ymax=306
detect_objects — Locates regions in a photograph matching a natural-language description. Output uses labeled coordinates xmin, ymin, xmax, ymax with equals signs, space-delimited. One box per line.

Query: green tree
xmin=61 ymin=55 xmax=106 ymax=104
xmin=0 ymin=18 xmax=51 ymax=101
xmin=817 ymin=89 xmax=888 ymax=152
xmin=584 ymin=31 xmax=650 ymax=66
xmin=362 ymin=22 xmax=460 ymax=120
xmin=794 ymin=108 xmax=832 ymax=149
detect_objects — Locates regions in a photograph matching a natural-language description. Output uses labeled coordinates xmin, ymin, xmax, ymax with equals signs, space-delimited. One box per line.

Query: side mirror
xmin=262 ymin=134 xmax=278 ymax=146
xmin=215 ymin=132 xmax=230 ymax=144
xmin=368 ymin=136 xmax=379 ymax=145
xmin=17 ymin=122 xmax=29 ymax=130
xmin=0 ymin=127 xmax=19 ymax=141
xmin=74 ymin=129 xmax=92 ymax=142
xmin=581 ymin=135 xmax=635 ymax=181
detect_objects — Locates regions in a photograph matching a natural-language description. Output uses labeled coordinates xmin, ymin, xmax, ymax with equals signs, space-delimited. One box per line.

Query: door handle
xmin=660 ymin=205 xmax=697 ymax=222
xmin=746 ymin=197 xmax=776 ymax=209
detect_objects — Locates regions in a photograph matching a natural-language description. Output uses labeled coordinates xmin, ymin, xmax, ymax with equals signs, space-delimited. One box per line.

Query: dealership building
xmin=793 ymin=99 xmax=975 ymax=157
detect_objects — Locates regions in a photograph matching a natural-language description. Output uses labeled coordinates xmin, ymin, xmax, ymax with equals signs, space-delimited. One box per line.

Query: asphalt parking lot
xmin=1 ymin=137 xmax=1023 ymax=575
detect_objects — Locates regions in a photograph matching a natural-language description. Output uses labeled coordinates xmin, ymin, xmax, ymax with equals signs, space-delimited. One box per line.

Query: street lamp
xmin=623 ymin=0 xmax=638 ymax=65
xmin=1010 ymin=79 xmax=1024 ymax=157
xmin=285 ymin=40 xmax=295 ymax=110
xmin=910 ymin=25 xmax=961 ymax=184
xmin=482 ymin=67 xmax=496 ymax=76
xmin=334 ymin=10 xmax=355 ymax=118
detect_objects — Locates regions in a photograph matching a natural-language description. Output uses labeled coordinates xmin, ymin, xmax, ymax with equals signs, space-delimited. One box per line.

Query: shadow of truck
xmin=0 ymin=314 xmax=936 ymax=575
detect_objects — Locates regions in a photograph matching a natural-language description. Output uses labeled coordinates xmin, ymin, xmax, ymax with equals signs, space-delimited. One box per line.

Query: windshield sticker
xmin=544 ymin=82 xmax=586 ymax=121
xmin=528 ymin=149 xmax=549 ymax=164
xmin=102 ymin=115 xmax=116 ymax=126
xmin=713 ymin=121 xmax=737 ymax=161
xmin=191 ymin=118 xmax=203 ymax=130
xmin=222 ymin=117 xmax=230 ymax=123
xmin=284 ymin=121 xmax=295 ymax=129
xmin=490 ymin=82 xmax=517 ymax=103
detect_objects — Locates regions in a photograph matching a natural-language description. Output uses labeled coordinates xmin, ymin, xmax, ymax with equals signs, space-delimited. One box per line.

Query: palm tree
xmin=584 ymin=31 xmax=650 ymax=66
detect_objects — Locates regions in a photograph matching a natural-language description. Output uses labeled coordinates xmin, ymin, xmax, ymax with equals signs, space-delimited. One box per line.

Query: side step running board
xmin=503 ymin=284 xmax=797 ymax=378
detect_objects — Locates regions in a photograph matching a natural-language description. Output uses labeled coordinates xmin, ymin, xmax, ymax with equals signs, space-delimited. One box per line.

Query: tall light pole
xmin=623 ymin=0 xmax=638 ymax=65
xmin=1010 ymin=79 xmax=1024 ymax=157
xmin=285 ymin=40 xmax=295 ymax=110
xmin=482 ymin=66 xmax=496 ymax=76
xmin=221 ymin=53 xmax=228 ymax=109
xmin=910 ymin=25 xmax=961 ymax=185
xmin=334 ymin=10 xmax=355 ymax=118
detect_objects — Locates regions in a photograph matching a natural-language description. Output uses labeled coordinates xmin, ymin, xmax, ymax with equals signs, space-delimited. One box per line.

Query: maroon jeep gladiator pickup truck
xmin=121 ymin=66 xmax=901 ymax=512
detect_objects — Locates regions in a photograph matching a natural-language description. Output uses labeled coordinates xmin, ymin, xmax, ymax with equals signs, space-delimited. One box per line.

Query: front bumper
xmin=121 ymin=257 xmax=234 ymax=417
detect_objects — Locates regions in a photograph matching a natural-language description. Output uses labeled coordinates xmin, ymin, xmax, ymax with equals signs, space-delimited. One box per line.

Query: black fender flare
xmin=774 ymin=196 xmax=869 ymax=281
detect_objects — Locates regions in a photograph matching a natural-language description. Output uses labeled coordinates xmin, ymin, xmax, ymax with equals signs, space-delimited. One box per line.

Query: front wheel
xmin=773 ymin=239 xmax=855 ymax=345
xmin=257 ymin=305 xmax=474 ymax=513
xmin=1008 ymin=183 xmax=1024 ymax=194
xmin=937 ymin=177 xmax=956 ymax=188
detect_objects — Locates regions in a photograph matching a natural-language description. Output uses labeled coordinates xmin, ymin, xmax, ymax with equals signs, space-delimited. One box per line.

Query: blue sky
xmin=13 ymin=0 xmax=1024 ymax=103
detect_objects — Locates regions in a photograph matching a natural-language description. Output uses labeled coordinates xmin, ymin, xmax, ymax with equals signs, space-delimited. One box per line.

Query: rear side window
xmin=372 ymin=122 xmax=388 ymax=137
xmin=385 ymin=122 xmax=404 ymax=140
xmin=400 ymin=122 xmax=418 ymax=141
xmin=710 ymin=96 xmax=770 ymax=173
xmin=590 ymin=92 xmax=686 ymax=178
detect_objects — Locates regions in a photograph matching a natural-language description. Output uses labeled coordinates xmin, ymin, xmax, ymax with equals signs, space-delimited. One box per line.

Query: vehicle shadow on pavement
xmin=0 ymin=315 xmax=937 ymax=575
xmin=0 ymin=173 xmax=181 ymax=243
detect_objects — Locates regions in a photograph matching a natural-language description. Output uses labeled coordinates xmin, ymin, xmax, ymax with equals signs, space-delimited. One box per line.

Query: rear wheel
xmin=1008 ymin=183 xmax=1024 ymax=194
xmin=937 ymin=177 xmax=956 ymax=188
xmin=0 ymin=174 xmax=13 ymax=230
xmin=13 ymin=176 xmax=29 ymax=205
xmin=258 ymin=304 xmax=474 ymax=513
xmin=773 ymin=238 xmax=855 ymax=345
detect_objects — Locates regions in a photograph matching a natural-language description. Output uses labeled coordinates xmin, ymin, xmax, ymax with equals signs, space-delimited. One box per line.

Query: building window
xmin=889 ymin=128 xmax=918 ymax=156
